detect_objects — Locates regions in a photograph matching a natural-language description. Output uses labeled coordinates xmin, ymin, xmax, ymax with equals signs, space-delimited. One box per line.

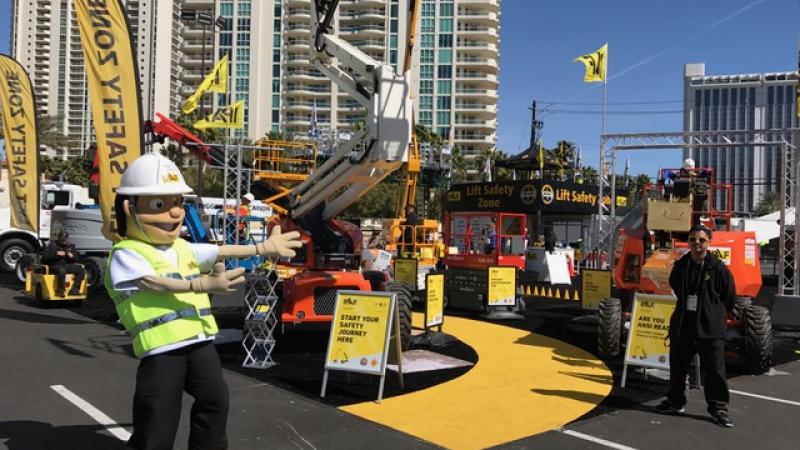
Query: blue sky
xmin=1 ymin=0 xmax=798 ymax=178
xmin=498 ymin=0 xmax=800 ymax=178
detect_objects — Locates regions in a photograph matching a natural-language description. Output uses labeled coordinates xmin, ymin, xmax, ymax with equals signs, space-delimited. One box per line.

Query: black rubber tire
xmin=81 ymin=256 xmax=107 ymax=292
xmin=0 ymin=238 xmax=35 ymax=273
xmin=387 ymin=281 xmax=413 ymax=351
xmin=733 ymin=296 xmax=752 ymax=321
xmin=597 ymin=297 xmax=622 ymax=358
xmin=744 ymin=304 xmax=773 ymax=374
xmin=14 ymin=254 xmax=39 ymax=284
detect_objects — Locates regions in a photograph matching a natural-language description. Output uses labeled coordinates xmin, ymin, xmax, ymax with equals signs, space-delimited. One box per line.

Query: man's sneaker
xmin=655 ymin=399 xmax=685 ymax=415
xmin=711 ymin=410 xmax=733 ymax=428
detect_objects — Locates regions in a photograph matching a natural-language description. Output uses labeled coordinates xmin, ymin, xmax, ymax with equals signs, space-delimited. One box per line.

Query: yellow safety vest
xmin=104 ymin=238 xmax=218 ymax=358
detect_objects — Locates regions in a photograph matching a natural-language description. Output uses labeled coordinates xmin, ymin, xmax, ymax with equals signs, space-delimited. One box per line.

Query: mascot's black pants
xmin=127 ymin=340 xmax=229 ymax=450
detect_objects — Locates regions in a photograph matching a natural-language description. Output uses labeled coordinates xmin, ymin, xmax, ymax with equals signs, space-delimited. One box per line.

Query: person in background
xmin=655 ymin=224 xmax=735 ymax=428
xmin=42 ymin=229 xmax=85 ymax=297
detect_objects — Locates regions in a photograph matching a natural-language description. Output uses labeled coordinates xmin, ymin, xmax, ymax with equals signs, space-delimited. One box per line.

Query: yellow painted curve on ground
xmin=340 ymin=313 xmax=613 ymax=450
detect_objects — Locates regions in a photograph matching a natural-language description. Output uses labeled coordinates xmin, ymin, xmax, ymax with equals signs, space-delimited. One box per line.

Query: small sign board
xmin=394 ymin=258 xmax=418 ymax=289
xmin=321 ymin=290 xmax=402 ymax=402
xmin=425 ymin=273 xmax=445 ymax=329
xmin=621 ymin=293 xmax=677 ymax=387
xmin=581 ymin=269 xmax=612 ymax=310
xmin=487 ymin=266 xmax=516 ymax=306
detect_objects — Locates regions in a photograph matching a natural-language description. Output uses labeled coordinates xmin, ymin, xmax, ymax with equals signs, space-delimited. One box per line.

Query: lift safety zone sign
xmin=325 ymin=291 xmax=395 ymax=375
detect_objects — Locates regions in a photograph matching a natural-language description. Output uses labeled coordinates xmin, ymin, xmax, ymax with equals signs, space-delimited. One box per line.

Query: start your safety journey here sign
xmin=321 ymin=290 xmax=402 ymax=402
xmin=621 ymin=293 xmax=677 ymax=388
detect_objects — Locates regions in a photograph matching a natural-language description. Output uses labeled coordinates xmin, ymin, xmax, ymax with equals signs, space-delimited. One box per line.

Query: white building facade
xmin=683 ymin=63 xmax=796 ymax=214
xmin=11 ymin=0 xmax=499 ymax=163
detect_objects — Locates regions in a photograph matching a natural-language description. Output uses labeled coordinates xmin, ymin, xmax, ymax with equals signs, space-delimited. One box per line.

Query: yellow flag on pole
xmin=181 ymin=54 xmax=229 ymax=114
xmin=0 ymin=54 xmax=40 ymax=233
xmin=574 ymin=43 xmax=608 ymax=83
xmin=193 ymin=100 xmax=244 ymax=130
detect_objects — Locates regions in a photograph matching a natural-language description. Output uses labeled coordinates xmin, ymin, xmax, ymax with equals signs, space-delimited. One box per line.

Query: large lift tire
xmin=0 ymin=238 xmax=35 ymax=273
xmin=82 ymin=256 xmax=107 ymax=292
xmin=597 ymin=297 xmax=622 ymax=358
xmin=744 ymin=304 xmax=773 ymax=375
xmin=387 ymin=282 xmax=413 ymax=351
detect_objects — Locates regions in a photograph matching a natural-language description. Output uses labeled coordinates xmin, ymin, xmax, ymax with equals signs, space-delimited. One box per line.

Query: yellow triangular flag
xmin=525 ymin=285 xmax=532 ymax=296
xmin=533 ymin=285 xmax=540 ymax=297
xmin=574 ymin=43 xmax=607 ymax=83
xmin=554 ymin=288 xmax=561 ymax=300
xmin=193 ymin=100 xmax=244 ymax=130
xmin=573 ymin=289 xmax=581 ymax=301
xmin=181 ymin=54 xmax=229 ymax=114
xmin=546 ymin=287 xmax=552 ymax=298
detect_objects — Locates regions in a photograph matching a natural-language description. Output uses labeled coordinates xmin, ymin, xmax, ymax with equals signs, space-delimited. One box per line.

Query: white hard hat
xmin=683 ymin=158 xmax=696 ymax=170
xmin=116 ymin=153 xmax=194 ymax=196
xmin=243 ymin=192 xmax=255 ymax=202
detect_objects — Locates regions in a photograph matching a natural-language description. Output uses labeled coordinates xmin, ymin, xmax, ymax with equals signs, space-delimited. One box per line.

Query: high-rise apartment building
xmin=10 ymin=0 xmax=208 ymax=158
xmin=272 ymin=0 xmax=499 ymax=162
xmin=683 ymin=63 xmax=797 ymax=214
xmin=11 ymin=0 xmax=499 ymax=163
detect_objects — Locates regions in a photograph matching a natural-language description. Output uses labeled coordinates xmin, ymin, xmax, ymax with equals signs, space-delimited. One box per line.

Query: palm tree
xmin=755 ymin=191 xmax=782 ymax=216
xmin=580 ymin=166 xmax=599 ymax=185
xmin=450 ymin=148 xmax=469 ymax=183
xmin=633 ymin=173 xmax=652 ymax=188
xmin=1 ymin=114 xmax=69 ymax=150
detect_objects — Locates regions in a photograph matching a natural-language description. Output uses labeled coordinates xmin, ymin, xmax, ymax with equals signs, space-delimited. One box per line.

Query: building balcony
xmin=286 ymin=39 xmax=311 ymax=51
xmin=454 ymin=117 xmax=496 ymax=130
xmin=455 ymin=87 xmax=498 ymax=100
xmin=340 ymin=0 xmax=385 ymax=9
xmin=285 ymin=0 xmax=309 ymax=7
xmin=457 ymin=0 xmax=499 ymax=11
xmin=340 ymin=25 xmax=386 ymax=38
xmin=339 ymin=8 xmax=385 ymax=22
xmin=457 ymin=10 xmax=499 ymax=24
xmin=454 ymin=103 xmax=496 ymax=117
xmin=287 ymin=9 xmax=311 ymax=20
xmin=454 ymin=133 xmax=496 ymax=144
xmin=286 ymin=85 xmax=332 ymax=97
xmin=285 ymin=24 xmax=310 ymax=37
xmin=455 ymin=72 xmax=498 ymax=86
xmin=456 ymin=56 xmax=498 ymax=72
xmin=455 ymin=40 xmax=498 ymax=55
xmin=285 ymin=69 xmax=326 ymax=81
xmin=348 ymin=39 xmax=384 ymax=51
xmin=285 ymin=100 xmax=331 ymax=112
xmin=286 ymin=56 xmax=312 ymax=66
xmin=456 ymin=26 xmax=498 ymax=41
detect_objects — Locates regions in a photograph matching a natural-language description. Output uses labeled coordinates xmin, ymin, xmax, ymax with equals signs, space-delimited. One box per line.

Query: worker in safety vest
xmin=105 ymin=153 xmax=302 ymax=450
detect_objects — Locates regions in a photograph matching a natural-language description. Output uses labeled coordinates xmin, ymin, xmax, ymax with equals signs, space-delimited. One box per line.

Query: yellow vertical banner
xmin=73 ymin=0 xmax=143 ymax=242
xmin=487 ymin=266 xmax=516 ymax=306
xmin=425 ymin=273 xmax=445 ymax=329
xmin=0 ymin=55 xmax=39 ymax=233
xmin=394 ymin=258 xmax=418 ymax=289
xmin=581 ymin=269 xmax=612 ymax=310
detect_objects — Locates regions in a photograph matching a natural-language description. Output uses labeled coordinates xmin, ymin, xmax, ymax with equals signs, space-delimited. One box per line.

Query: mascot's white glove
xmin=190 ymin=263 xmax=246 ymax=293
xmin=255 ymin=225 xmax=303 ymax=258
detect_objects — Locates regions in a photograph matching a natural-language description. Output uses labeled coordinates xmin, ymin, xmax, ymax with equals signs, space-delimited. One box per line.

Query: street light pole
xmin=196 ymin=11 xmax=213 ymax=197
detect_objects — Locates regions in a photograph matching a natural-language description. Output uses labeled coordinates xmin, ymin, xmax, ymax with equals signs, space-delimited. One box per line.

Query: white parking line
xmin=560 ymin=429 xmax=639 ymax=450
xmin=50 ymin=385 xmax=131 ymax=441
xmin=730 ymin=389 xmax=800 ymax=407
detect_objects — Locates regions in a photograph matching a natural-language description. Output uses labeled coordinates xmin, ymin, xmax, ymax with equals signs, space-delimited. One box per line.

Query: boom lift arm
xmin=288 ymin=0 xmax=413 ymax=221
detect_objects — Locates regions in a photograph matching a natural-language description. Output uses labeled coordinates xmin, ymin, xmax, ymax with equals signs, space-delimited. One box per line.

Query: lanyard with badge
xmin=685 ymin=259 xmax=705 ymax=312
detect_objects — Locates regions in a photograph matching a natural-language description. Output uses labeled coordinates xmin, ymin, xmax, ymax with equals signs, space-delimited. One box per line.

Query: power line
xmin=546 ymin=109 xmax=684 ymax=115
xmin=539 ymin=99 xmax=682 ymax=106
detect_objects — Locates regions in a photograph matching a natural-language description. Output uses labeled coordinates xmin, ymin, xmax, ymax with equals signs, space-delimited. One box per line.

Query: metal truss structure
xmin=594 ymin=129 xmax=799 ymax=295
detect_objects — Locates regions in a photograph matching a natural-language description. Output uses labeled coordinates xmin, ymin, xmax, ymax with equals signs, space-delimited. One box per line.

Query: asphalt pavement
xmin=1 ymin=274 xmax=799 ymax=449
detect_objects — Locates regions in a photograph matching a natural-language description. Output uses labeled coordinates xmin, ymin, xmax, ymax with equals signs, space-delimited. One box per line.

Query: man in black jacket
xmin=655 ymin=224 xmax=736 ymax=428
xmin=42 ymin=230 xmax=85 ymax=297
